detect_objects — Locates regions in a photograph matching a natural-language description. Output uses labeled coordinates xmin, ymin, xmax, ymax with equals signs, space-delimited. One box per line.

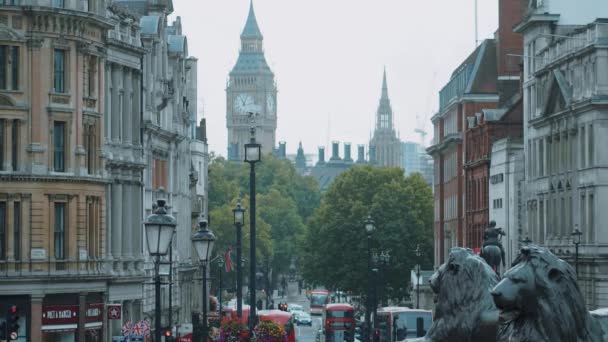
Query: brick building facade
xmin=429 ymin=0 xmax=527 ymax=266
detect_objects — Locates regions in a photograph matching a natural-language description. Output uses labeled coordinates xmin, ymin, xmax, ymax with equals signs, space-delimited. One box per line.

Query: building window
xmin=11 ymin=119 xmax=17 ymax=171
xmin=54 ymin=202 xmax=66 ymax=260
xmin=88 ymin=0 xmax=95 ymax=12
xmin=85 ymin=56 xmax=96 ymax=98
xmin=52 ymin=0 xmax=64 ymax=7
xmin=0 ymin=46 xmax=6 ymax=90
xmin=0 ymin=202 xmax=5 ymax=260
xmin=53 ymin=50 xmax=66 ymax=93
xmin=10 ymin=46 xmax=18 ymax=90
xmin=580 ymin=126 xmax=585 ymax=168
xmin=152 ymin=157 xmax=168 ymax=189
xmin=84 ymin=123 xmax=95 ymax=174
xmin=588 ymin=124 xmax=594 ymax=166
xmin=588 ymin=194 xmax=594 ymax=243
xmin=0 ymin=119 xmax=4 ymax=170
xmin=13 ymin=201 xmax=19 ymax=261
xmin=53 ymin=121 xmax=65 ymax=172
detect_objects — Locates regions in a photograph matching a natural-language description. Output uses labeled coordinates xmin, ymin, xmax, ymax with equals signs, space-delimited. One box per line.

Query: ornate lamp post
xmin=192 ymin=218 xmax=217 ymax=342
xmin=233 ymin=201 xmax=245 ymax=318
xmin=364 ymin=215 xmax=375 ymax=342
xmin=572 ymin=225 xmax=582 ymax=278
xmin=245 ymin=115 xmax=261 ymax=332
xmin=144 ymin=199 xmax=177 ymax=342
xmin=415 ymin=244 xmax=421 ymax=309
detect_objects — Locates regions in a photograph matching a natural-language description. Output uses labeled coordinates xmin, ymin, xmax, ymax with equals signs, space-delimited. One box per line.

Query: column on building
xmin=111 ymin=64 xmax=120 ymax=143
xmin=123 ymin=70 xmax=133 ymax=145
xmin=105 ymin=61 xmax=111 ymax=140
xmin=132 ymin=72 xmax=141 ymax=145
xmin=122 ymin=180 xmax=133 ymax=262
xmin=111 ymin=180 xmax=123 ymax=269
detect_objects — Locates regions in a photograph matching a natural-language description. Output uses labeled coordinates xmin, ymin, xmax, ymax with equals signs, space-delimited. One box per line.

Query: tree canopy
xmin=300 ymin=165 xmax=434 ymax=300
xmin=207 ymin=154 xmax=321 ymax=281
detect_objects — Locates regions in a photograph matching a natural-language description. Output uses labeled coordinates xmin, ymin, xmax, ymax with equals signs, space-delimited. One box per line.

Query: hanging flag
xmin=225 ymin=248 xmax=233 ymax=272
xmin=122 ymin=320 xmax=134 ymax=336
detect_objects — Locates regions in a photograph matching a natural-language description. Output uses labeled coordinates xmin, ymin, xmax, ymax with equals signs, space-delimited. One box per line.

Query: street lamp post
xmin=245 ymin=118 xmax=262 ymax=332
xmin=144 ymin=199 xmax=177 ymax=342
xmin=572 ymin=225 xmax=582 ymax=278
xmin=371 ymin=267 xmax=379 ymax=339
xmin=364 ymin=215 xmax=375 ymax=342
xmin=233 ymin=201 xmax=245 ymax=318
xmin=192 ymin=218 xmax=217 ymax=342
xmin=415 ymin=244 xmax=421 ymax=309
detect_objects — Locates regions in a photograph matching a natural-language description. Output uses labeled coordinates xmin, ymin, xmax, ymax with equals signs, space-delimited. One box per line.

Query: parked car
xmin=296 ymin=312 xmax=313 ymax=326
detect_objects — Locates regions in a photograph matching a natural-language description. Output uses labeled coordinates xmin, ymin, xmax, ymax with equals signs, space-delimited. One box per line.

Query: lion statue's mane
xmin=492 ymin=245 xmax=606 ymax=342
xmin=409 ymin=247 xmax=499 ymax=342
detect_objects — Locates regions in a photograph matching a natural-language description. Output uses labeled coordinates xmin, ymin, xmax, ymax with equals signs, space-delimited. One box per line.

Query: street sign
xmin=107 ymin=304 xmax=122 ymax=320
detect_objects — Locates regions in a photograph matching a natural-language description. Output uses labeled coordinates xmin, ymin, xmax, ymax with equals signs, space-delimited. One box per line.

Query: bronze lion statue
xmin=491 ymin=245 xmax=606 ymax=341
xmin=408 ymin=247 xmax=500 ymax=342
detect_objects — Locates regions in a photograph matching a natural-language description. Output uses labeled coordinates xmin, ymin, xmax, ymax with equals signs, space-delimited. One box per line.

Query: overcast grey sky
xmin=173 ymin=0 xmax=498 ymax=157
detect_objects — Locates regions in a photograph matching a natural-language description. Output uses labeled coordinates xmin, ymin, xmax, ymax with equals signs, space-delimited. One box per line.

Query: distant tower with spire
xmin=226 ymin=0 xmax=277 ymax=160
xmin=369 ymin=69 xmax=402 ymax=167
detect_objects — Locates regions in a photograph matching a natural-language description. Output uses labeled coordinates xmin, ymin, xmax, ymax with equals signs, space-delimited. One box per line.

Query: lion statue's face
xmin=491 ymin=246 xmax=604 ymax=342
xmin=423 ymin=248 xmax=499 ymax=342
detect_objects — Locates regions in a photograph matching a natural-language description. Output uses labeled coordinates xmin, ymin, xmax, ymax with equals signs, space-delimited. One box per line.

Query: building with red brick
xmin=464 ymin=0 xmax=526 ymax=253
xmin=428 ymin=0 xmax=527 ymax=266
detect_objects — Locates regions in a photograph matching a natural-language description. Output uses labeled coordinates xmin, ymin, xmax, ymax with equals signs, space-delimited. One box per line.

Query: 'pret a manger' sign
xmin=42 ymin=304 xmax=104 ymax=325
xmin=42 ymin=305 xmax=78 ymax=325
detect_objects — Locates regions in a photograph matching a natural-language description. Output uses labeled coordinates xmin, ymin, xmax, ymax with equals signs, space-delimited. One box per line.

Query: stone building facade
xmin=226 ymin=1 xmax=277 ymax=160
xmin=0 ymin=0 xmax=113 ymax=341
xmin=489 ymin=137 xmax=524 ymax=268
xmin=103 ymin=4 xmax=147 ymax=337
xmin=369 ymin=70 xmax=401 ymax=167
xmin=516 ymin=0 xmax=608 ymax=308
xmin=0 ymin=0 xmax=202 ymax=339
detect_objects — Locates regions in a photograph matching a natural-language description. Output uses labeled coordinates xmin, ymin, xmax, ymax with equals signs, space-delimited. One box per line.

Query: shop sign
xmin=107 ymin=304 xmax=122 ymax=320
xmin=42 ymin=304 xmax=104 ymax=325
xmin=31 ymin=248 xmax=46 ymax=260
xmin=86 ymin=303 xmax=103 ymax=323
xmin=42 ymin=305 xmax=78 ymax=325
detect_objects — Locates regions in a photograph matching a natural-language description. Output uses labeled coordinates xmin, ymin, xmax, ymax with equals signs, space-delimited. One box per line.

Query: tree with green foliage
xmin=300 ymin=166 xmax=433 ymax=301
xmin=207 ymin=154 xmax=321 ymax=287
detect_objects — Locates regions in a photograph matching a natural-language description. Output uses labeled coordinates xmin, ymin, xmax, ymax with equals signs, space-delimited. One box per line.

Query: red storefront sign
xmin=42 ymin=305 xmax=78 ymax=325
xmin=177 ymin=334 xmax=192 ymax=342
xmin=42 ymin=304 xmax=104 ymax=327
xmin=86 ymin=303 xmax=103 ymax=323
xmin=107 ymin=304 xmax=122 ymax=320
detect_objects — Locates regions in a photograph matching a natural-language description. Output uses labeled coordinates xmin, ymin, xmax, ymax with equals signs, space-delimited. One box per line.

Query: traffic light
xmin=0 ymin=318 xmax=6 ymax=340
xmin=163 ymin=327 xmax=173 ymax=342
xmin=373 ymin=329 xmax=380 ymax=342
xmin=8 ymin=305 xmax=19 ymax=340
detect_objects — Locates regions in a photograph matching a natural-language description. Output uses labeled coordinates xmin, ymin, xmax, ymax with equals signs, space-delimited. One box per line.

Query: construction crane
xmin=414 ymin=71 xmax=437 ymax=147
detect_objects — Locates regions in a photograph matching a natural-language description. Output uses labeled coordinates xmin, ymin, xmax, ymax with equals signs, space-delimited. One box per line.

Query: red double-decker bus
xmin=258 ymin=310 xmax=296 ymax=342
xmin=322 ymin=303 xmax=355 ymax=342
xmin=310 ymin=289 xmax=330 ymax=315
xmin=221 ymin=304 xmax=250 ymax=325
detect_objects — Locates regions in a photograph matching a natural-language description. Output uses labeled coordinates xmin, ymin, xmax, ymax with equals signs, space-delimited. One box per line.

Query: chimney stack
xmin=279 ymin=141 xmax=286 ymax=159
xmin=344 ymin=143 xmax=353 ymax=162
xmin=318 ymin=146 xmax=325 ymax=164
xmin=357 ymin=145 xmax=365 ymax=163
xmin=330 ymin=141 xmax=341 ymax=161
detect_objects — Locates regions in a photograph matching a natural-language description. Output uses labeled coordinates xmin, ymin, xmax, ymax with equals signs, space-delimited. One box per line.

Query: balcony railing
xmin=0 ymin=258 xmax=110 ymax=278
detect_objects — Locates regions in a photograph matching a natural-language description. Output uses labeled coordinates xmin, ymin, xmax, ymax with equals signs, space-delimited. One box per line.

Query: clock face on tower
xmin=266 ymin=95 xmax=275 ymax=114
xmin=234 ymin=93 xmax=255 ymax=114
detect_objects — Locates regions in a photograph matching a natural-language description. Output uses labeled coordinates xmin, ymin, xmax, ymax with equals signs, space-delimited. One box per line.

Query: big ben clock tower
xmin=226 ymin=1 xmax=277 ymax=161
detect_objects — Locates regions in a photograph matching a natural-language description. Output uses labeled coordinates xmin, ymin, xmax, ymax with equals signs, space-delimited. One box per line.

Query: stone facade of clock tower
xmin=226 ymin=1 xmax=277 ymax=160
